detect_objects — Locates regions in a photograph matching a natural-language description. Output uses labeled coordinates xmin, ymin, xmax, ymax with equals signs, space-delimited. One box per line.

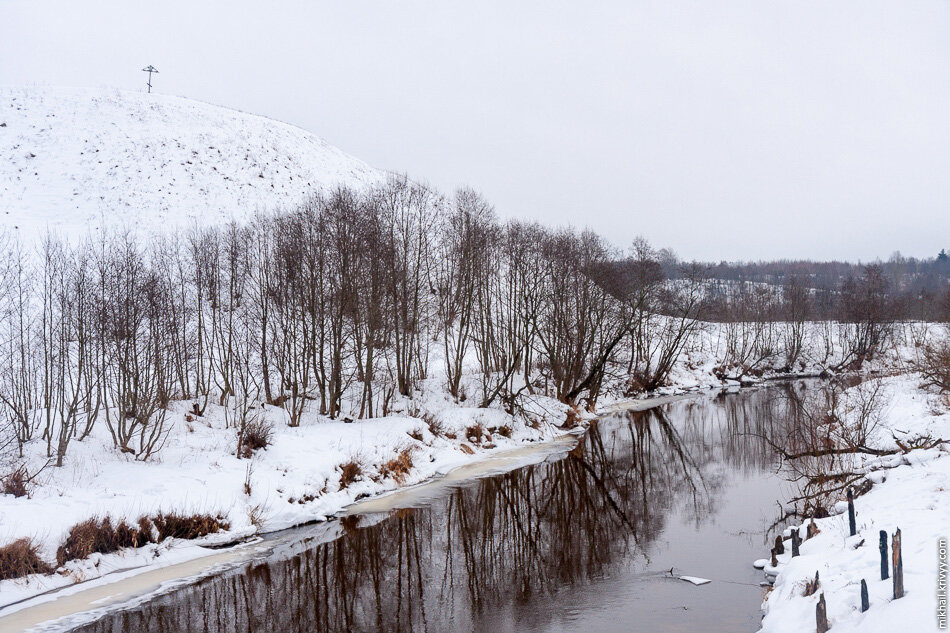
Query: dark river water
xmin=61 ymin=384 xmax=802 ymax=633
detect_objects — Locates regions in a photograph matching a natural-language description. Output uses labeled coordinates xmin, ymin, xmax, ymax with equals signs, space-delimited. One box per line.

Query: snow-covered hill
xmin=0 ymin=87 xmax=386 ymax=239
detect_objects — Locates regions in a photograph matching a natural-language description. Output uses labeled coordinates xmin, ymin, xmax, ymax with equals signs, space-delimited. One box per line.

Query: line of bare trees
xmin=2 ymin=175 xmax=929 ymax=468
xmin=688 ymin=264 xmax=909 ymax=379
xmin=0 ymin=177 xmax=701 ymax=466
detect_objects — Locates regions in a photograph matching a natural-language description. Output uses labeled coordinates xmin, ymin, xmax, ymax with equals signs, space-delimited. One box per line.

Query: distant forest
xmin=661 ymin=250 xmax=950 ymax=322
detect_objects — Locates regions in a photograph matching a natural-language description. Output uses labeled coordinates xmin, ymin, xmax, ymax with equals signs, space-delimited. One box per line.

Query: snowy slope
xmin=0 ymin=87 xmax=385 ymax=239
xmin=758 ymin=375 xmax=950 ymax=633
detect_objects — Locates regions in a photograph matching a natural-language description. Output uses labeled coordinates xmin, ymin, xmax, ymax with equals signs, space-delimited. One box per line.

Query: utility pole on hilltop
xmin=142 ymin=65 xmax=159 ymax=93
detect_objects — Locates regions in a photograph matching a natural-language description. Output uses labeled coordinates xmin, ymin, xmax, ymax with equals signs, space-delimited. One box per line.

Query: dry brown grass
xmin=137 ymin=517 xmax=156 ymax=544
xmin=380 ymin=448 xmax=414 ymax=484
xmin=3 ymin=512 xmax=226 ymax=581
xmin=425 ymin=414 xmax=444 ymax=437
xmin=2 ymin=465 xmax=29 ymax=498
xmin=237 ymin=419 xmax=273 ymax=459
xmin=152 ymin=513 xmax=229 ymax=541
xmin=338 ymin=460 xmax=363 ymax=490
xmin=465 ymin=423 xmax=486 ymax=444
xmin=56 ymin=513 xmax=226 ymax=566
xmin=56 ymin=517 xmax=154 ymax=565
xmin=0 ymin=538 xmax=53 ymax=580
xmin=489 ymin=425 xmax=512 ymax=438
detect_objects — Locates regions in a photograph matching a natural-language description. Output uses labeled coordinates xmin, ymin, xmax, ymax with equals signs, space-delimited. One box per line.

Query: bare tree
xmin=437 ymin=188 xmax=496 ymax=401
xmin=97 ymin=235 xmax=174 ymax=459
xmin=377 ymin=176 xmax=442 ymax=397
xmin=0 ymin=232 xmax=39 ymax=456
xmin=534 ymin=229 xmax=629 ymax=407
xmin=629 ymin=263 xmax=704 ymax=393
xmin=837 ymin=264 xmax=893 ymax=368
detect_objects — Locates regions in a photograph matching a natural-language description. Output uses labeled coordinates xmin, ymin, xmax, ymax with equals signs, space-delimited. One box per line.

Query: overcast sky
xmin=2 ymin=0 xmax=948 ymax=262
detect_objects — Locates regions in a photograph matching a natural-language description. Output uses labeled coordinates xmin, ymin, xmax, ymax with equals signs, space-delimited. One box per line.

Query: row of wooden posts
xmin=770 ymin=487 xmax=904 ymax=632
xmin=814 ymin=527 xmax=902 ymax=633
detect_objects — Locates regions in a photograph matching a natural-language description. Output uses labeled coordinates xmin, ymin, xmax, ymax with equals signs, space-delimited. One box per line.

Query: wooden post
xmin=847 ymin=487 xmax=856 ymax=537
xmin=792 ymin=529 xmax=800 ymax=557
xmin=770 ymin=547 xmax=778 ymax=568
xmin=892 ymin=527 xmax=904 ymax=599
xmin=860 ymin=578 xmax=869 ymax=612
xmin=774 ymin=534 xmax=785 ymax=555
xmin=816 ymin=593 xmax=829 ymax=633
xmin=879 ymin=530 xmax=889 ymax=580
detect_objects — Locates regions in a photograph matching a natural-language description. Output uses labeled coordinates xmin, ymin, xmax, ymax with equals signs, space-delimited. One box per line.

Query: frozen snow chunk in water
xmin=752 ymin=559 xmax=768 ymax=569
xmin=679 ymin=576 xmax=711 ymax=585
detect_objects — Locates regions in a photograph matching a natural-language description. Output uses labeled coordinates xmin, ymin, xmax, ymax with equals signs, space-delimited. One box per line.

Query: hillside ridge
xmin=0 ymin=86 xmax=385 ymax=239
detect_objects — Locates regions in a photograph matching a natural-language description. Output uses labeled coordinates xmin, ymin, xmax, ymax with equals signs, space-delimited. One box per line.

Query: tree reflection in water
xmin=71 ymin=386 xmax=798 ymax=633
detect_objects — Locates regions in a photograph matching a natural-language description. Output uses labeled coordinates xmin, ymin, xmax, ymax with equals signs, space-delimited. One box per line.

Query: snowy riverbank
xmin=757 ymin=374 xmax=949 ymax=633
xmin=0 ymin=391 xmax=574 ymax=609
xmin=0 ymin=321 xmax=938 ymax=613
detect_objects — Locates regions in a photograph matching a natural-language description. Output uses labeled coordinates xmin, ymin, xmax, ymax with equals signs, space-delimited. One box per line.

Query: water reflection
xmin=70 ymin=386 xmax=800 ymax=633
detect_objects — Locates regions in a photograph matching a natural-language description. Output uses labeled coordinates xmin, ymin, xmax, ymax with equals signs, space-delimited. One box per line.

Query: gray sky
xmin=3 ymin=0 xmax=949 ymax=262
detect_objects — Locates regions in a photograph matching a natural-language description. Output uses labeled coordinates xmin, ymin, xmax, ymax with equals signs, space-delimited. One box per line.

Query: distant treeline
xmin=677 ymin=254 xmax=950 ymax=322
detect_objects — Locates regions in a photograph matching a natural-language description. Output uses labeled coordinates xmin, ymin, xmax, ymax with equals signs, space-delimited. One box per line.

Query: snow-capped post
xmin=847 ymin=487 xmax=856 ymax=536
xmin=142 ymin=65 xmax=159 ymax=94
xmin=892 ymin=527 xmax=904 ymax=599
xmin=816 ymin=593 xmax=829 ymax=633
xmin=860 ymin=579 xmax=869 ymax=612
xmin=879 ymin=530 xmax=889 ymax=580
xmin=791 ymin=529 xmax=800 ymax=557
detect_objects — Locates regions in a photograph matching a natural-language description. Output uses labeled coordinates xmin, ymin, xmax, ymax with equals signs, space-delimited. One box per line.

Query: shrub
xmin=489 ymin=425 xmax=513 ymax=438
xmin=237 ymin=419 xmax=273 ymax=459
xmin=380 ymin=448 xmax=414 ymax=484
xmin=338 ymin=460 xmax=363 ymax=490
xmin=425 ymin=414 xmax=444 ymax=437
xmin=152 ymin=513 xmax=229 ymax=541
xmin=918 ymin=337 xmax=950 ymax=393
xmin=56 ymin=513 xmax=225 ymax=566
xmin=56 ymin=517 xmax=154 ymax=565
xmin=137 ymin=517 xmax=156 ymax=544
xmin=57 ymin=517 xmax=120 ymax=565
xmin=465 ymin=423 xmax=485 ymax=444
xmin=0 ymin=538 xmax=52 ymax=580
xmin=1 ymin=465 xmax=29 ymax=498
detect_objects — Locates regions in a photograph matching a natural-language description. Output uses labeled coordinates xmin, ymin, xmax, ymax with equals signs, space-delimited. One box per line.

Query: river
xmin=8 ymin=383 xmax=807 ymax=633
